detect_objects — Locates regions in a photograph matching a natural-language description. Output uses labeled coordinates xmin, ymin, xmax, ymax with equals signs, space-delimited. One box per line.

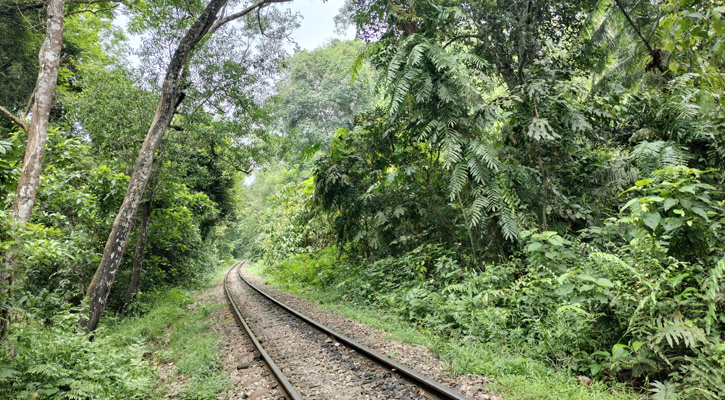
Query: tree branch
xmin=257 ymin=6 xmax=267 ymax=37
xmin=0 ymin=1 xmax=44 ymax=16
xmin=66 ymin=4 xmax=118 ymax=16
xmin=209 ymin=0 xmax=291 ymax=34
xmin=442 ymin=34 xmax=480 ymax=49
xmin=0 ymin=106 xmax=28 ymax=132
xmin=0 ymin=0 xmax=122 ymax=17
xmin=613 ymin=0 xmax=668 ymax=74
xmin=219 ymin=154 xmax=252 ymax=174
xmin=613 ymin=0 xmax=653 ymax=53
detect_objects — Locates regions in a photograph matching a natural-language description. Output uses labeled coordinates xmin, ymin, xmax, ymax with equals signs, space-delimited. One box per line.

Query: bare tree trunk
xmin=1 ymin=0 xmax=64 ymax=341
xmin=13 ymin=0 xmax=64 ymax=221
xmin=123 ymin=197 xmax=152 ymax=310
xmin=82 ymin=0 xmax=287 ymax=332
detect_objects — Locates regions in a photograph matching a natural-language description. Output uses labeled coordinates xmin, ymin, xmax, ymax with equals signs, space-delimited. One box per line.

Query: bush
xmin=261 ymin=166 xmax=725 ymax=398
xmin=0 ymin=305 xmax=155 ymax=399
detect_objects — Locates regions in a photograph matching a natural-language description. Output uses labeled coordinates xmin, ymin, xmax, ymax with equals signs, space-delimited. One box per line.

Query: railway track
xmin=224 ymin=261 xmax=472 ymax=400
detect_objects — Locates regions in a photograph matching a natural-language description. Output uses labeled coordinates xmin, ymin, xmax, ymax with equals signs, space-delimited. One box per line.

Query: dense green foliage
xmin=1 ymin=2 xmax=290 ymax=398
xmin=0 ymin=284 xmax=229 ymax=399
xmin=275 ymin=39 xmax=377 ymax=155
xmin=237 ymin=0 xmax=725 ymax=398
xmin=2 ymin=0 xmax=724 ymax=398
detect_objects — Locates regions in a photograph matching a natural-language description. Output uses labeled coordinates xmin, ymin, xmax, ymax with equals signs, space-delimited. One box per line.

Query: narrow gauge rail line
xmin=224 ymin=261 xmax=471 ymax=400
xmin=224 ymin=263 xmax=303 ymax=399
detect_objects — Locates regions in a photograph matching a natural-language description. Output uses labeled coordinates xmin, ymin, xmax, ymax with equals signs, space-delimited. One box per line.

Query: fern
xmin=704 ymin=258 xmax=725 ymax=334
xmin=448 ymin=163 xmax=467 ymax=199
xmin=650 ymin=380 xmax=678 ymax=400
xmin=631 ymin=140 xmax=686 ymax=176
xmin=680 ymin=348 xmax=725 ymax=400
xmin=651 ymin=317 xmax=707 ymax=350
xmin=468 ymin=139 xmax=499 ymax=171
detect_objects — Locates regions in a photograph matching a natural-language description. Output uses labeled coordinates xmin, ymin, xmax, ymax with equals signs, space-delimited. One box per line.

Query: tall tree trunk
xmin=123 ymin=197 xmax=152 ymax=310
xmin=81 ymin=0 xmax=219 ymax=332
xmin=1 ymin=0 xmax=64 ymax=341
xmin=81 ymin=0 xmax=286 ymax=332
xmin=13 ymin=0 xmax=64 ymax=221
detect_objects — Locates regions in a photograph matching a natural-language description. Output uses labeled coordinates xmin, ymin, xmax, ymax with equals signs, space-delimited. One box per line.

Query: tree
xmin=0 ymin=0 xmax=64 ymax=221
xmin=276 ymin=39 xmax=376 ymax=155
xmin=343 ymin=0 xmax=596 ymax=90
xmin=82 ymin=0 xmax=292 ymax=332
xmin=0 ymin=0 xmax=64 ymax=340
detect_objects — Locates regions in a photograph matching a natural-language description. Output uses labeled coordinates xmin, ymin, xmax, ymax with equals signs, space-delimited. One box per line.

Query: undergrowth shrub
xmin=264 ymin=247 xmax=343 ymax=292
xmin=261 ymin=167 xmax=725 ymax=398
xmin=0 ymin=286 xmax=230 ymax=400
xmin=0 ymin=303 xmax=155 ymax=399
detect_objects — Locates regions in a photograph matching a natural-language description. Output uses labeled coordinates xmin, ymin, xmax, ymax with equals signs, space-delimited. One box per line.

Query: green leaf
xmin=678 ymin=185 xmax=697 ymax=194
xmin=663 ymin=197 xmax=678 ymax=211
xmin=612 ymin=343 xmax=629 ymax=357
xmin=557 ymin=283 xmax=575 ymax=296
xmin=664 ymin=217 xmax=684 ymax=231
xmin=691 ymin=207 xmax=708 ymax=219
xmin=527 ymin=117 xmax=559 ymax=141
xmin=713 ymin=18 xmax=725 ymax=35
xmin=650 ymin=380 xmax=678 ymax=400
xmin=635 ymin=178 xmax=653 ymax=187
xmin=596 ymin=278 xmax=614 ymax=288
xmin=642 ymin=212 xmax=661 ymax=230
xmin=620 ymin=198 xmax=639 ymax=212
xmin=527 ymin=242 xmax=543 ymax=252
xmin=519 ymin=229 xmax=535 ymax=239
xmin=547 ymin=235 xmax=565 ymax=246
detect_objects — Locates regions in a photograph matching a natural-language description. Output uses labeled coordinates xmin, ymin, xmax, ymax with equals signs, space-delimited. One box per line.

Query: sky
xmin=284 ymin=0 xmax=355 ymax=50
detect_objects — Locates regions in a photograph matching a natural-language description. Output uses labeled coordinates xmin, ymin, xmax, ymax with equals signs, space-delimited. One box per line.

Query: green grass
xmin=252 ymin=265 xmax=638 ymax=400
xmin=107 ymin=260 xmax=236 ymax=399
xmin=0 ymin=260 xmax=237 ymax=400
xmin=244 ymin=261 xmax=265 ymax=276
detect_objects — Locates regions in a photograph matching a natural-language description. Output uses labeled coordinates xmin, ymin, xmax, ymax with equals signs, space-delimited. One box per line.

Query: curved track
xmin=224 ymin=261 xmax=471 ymax=400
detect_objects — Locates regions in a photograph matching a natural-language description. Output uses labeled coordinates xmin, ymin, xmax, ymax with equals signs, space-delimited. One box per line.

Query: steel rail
xmin=236 ymin=262 xmax=472 ymax=400
xmin=224 ymin=262 xmax=303 ymax=400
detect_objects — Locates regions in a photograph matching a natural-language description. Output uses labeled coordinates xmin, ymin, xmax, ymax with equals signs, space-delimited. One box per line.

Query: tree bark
xmin=81 ymin=0 xmax=224 ymax=333
xmin=12 ymin=0 xmax=64 ymax=222
xmin=82 ymin=0 xmax=287 ymax=332
xmin=123 ymin=197 xmax=152 ymax=309
xmin=1 ymin=0 xmax=64 ymax=341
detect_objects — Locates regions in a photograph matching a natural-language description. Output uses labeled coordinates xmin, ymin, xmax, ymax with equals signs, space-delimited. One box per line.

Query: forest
xmin=1 ymin=0 xmax=724 ymax=399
